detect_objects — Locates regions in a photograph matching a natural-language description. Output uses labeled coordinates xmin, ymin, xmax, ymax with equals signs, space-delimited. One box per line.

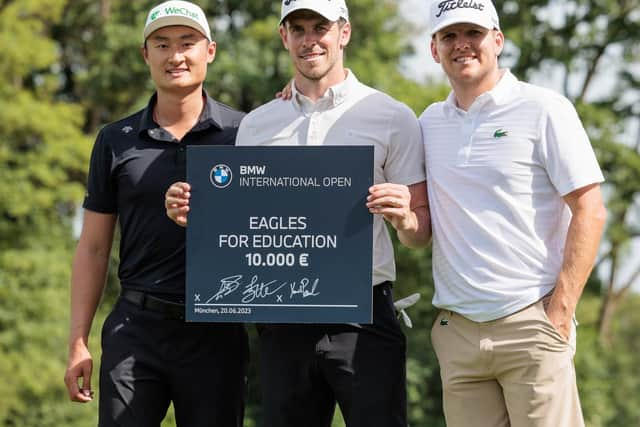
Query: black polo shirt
xmin=84 ymin=91 xmax=244 ymax=295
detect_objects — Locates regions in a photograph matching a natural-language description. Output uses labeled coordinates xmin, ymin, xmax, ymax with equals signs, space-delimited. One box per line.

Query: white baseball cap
xmin=429 ymin=0 xmax=500 ymax=36
xmin=143 ymin=0 xmax=211 ymax=42
xmin=280 ymin=0 xmax=350 ymax=25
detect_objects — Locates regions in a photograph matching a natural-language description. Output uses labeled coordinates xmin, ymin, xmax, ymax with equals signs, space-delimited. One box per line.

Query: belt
xmin=120 ymin=289 xmax=185 ymax=320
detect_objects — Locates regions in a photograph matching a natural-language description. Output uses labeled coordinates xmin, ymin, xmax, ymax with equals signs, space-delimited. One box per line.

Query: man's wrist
xmin=68 ymin=335 xmax=89 ymax=351
xmin=548 ymin=290 xmax=576 ymax=317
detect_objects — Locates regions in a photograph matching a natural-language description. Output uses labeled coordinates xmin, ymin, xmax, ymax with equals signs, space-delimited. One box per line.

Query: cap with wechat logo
xmin=280 ymin=0 xmax=349 ymax=25
xmin=429 ymin=0 xmax=500 ymax=36
xmin=143 ymin=0 xmax=211 ymax=42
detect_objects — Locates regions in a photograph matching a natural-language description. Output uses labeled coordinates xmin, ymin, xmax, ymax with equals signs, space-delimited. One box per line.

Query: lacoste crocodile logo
xmin=493 ymin=129 xmax=508 ymax=138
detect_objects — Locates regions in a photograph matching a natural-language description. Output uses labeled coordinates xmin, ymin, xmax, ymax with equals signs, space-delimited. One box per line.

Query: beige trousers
xmin=431 ymin=299 xmax=584 ymax=427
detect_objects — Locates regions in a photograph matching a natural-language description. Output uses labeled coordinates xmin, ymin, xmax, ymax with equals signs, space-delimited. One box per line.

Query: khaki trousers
xmin=431 ymin=299 xmax=584 ymax=427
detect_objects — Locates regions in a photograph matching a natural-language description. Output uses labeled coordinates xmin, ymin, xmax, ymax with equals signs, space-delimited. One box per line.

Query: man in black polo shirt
xmin=63 ymin=2 xmax=247 ymax=426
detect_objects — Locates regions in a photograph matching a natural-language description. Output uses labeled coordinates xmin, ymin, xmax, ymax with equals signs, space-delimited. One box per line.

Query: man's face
xmin=279 ymin=11 xmax=351 ymax=84
xmin=143 ymin=26 xmax=216 ymax=94
xmin=431 ymin=23 xmax=503 ymax=90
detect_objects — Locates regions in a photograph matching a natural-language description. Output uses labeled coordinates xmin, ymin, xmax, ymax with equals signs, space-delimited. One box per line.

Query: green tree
xmin=0 ymin=0 xmax=95 ymax=425
xmin=573 ymin=294 xmax=640 ymax=426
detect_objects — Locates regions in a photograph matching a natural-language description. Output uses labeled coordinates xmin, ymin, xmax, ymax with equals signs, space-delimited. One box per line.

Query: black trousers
xmin=258 ymin=283 xmax=407 ymax=427
xmin=98 ymin=298 xmax=249 ymax=427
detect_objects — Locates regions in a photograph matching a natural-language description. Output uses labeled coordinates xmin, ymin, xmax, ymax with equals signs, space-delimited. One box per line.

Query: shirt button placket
xmin=308 ymin=113 xmax=318 ymax=145
xmin=457 ymin=114 xmax=474 ymax=165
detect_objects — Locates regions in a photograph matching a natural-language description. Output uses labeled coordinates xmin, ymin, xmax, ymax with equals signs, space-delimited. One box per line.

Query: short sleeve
xmin=384 ymin=102 xmax=426 ymax=186
xmin=538 ymin=95 xmax=604 ymax=196
xmin=83 ymin=129 xmax=117 ymax=213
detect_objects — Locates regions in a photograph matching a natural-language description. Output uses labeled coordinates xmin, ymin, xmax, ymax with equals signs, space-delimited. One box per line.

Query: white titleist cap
xmin=429 ymin=0 xmax=500 ymax=36
xmin=143 ymin=0 xmax=211 ymax=42
xmin=280 ymin=0 xmax=350 ymax=25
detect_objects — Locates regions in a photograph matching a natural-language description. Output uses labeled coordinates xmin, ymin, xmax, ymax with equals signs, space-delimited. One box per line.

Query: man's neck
xmin=452 ymin=68 xmax=505 ymax=111
xmin=154 ymin=87 xmax=205 ymax=126
xmin=153 ymin=87 xmax=205 ymax=141
xmin=294 ymin=69 xmax=348 ymax=102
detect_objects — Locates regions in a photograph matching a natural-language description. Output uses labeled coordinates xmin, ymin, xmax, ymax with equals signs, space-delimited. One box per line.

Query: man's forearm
xmin=397 ymin=182 xmax=431 ymax=248
xmin=398 ymin=206 xmax=431 ymax=248
xmin=550 ymin=186 xmax=606 ymax=318
xmin=68 ymin=248 xmax=110 ymax=348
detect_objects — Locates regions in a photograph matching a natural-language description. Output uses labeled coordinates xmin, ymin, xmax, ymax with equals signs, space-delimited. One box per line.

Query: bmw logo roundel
xmin=210 ymin=164 xmax=233 ymax=188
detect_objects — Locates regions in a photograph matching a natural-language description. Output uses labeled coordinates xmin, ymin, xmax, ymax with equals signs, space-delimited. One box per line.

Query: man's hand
xmin=165 ymin=182 xmax=191 ymax=227
xmin=366 ymin=183 xmax=417 ymax=232
xmin=64 ymin=342 xmax=94 ymax=403
xmin=276 ymin=79 xmax=293 ymax=100
xmin=543 ymin=296 xmax=572 ymax=341
xmin=367 ymin=182 xmax=430 ymax=248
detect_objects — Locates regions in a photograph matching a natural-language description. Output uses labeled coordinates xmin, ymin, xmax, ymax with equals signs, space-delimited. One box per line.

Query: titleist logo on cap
xmin=435 ymin=0 xmax=485 ymax=18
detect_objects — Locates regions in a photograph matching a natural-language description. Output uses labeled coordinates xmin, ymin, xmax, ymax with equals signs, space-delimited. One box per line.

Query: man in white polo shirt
xmin=420 ymin=0 xmax=606 ymax=426
xmin=165 ymin=0 xmax=430 ymax=426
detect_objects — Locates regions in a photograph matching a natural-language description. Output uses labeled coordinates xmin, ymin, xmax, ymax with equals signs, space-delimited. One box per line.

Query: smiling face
xmin=431 ymin=23 xmax=503 ymax=95
xmin=279 ymin=10 xmax=351 ymax=90
xmin=142 ymin=25 xmax=216 ymax=95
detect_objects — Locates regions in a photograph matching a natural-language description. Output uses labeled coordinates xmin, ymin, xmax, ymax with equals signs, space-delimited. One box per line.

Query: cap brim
xmin=430 ymin=17 xmax=495 ymax=36
xmin=144 ymin=17 xmax=210 ymax=40
xmin=280 ymin=7 xmax=344 ymax=25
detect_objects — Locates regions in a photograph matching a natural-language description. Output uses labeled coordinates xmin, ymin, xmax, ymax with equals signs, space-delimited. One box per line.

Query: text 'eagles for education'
xmin=218 ymin=216 xmax=338 ymax=250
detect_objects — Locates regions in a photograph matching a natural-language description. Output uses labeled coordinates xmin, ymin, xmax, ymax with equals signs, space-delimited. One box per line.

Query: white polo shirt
xmin=236 ymin=71 xmax=425 ymax=286
xmin=419 ymin=70 xmax=604 ymax=321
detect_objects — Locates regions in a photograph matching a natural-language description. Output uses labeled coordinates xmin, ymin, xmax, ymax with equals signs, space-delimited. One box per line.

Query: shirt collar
xmin=139 ymin=90 xmax=224 ymax=141
xmin=486 ymin=69 xmax=517 ymax=106
xmin=291 ymin=69 xmax=356 ymax=112
xmin=443 ymin=69 xmax=517 ymax=115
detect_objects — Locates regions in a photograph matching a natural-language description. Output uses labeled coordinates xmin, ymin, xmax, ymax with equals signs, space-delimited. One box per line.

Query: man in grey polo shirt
xmin=421 ymin=0 xmax=606 ymax=426
xmin=166 ymin=1 xmax=430 ymax=425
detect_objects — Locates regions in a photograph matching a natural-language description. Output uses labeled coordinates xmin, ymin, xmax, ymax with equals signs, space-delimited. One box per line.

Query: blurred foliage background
xmin=0 ymin=0 xmax=638 ymax=426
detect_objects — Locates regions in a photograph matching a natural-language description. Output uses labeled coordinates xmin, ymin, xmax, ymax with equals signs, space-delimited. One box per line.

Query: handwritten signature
xmin=289 ymin=278 xmax=320 ymax=299
xmin=208 ymin=274 xmax=320 ymax=303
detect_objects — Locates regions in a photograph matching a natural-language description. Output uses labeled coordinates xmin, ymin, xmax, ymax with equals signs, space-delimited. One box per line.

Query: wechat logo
xmin=150 ymin=10 xmax=160 ymax=20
